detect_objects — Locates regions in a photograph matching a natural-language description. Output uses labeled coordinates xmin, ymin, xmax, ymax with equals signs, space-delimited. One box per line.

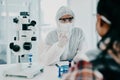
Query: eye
xmin=62 ymin=18 xmax=66 ymax=21
xmin=59 ymin=17 xmax=74 ymax=23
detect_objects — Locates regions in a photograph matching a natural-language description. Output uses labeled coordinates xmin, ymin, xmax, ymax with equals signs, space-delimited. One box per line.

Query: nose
xmin=64 ymin=19 xmax=72 ymax=23
xmin=66 ymin=19 xmax=70 ymax=22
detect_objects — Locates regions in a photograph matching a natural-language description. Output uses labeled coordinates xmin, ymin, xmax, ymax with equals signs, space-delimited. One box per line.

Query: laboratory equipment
xmin=4 ymin=12 xmax=43 ymax=78
xmin=56 ymin=64 xmax=69 ymax=78
xmin=55 ymin=60 xmax=72 ymax=78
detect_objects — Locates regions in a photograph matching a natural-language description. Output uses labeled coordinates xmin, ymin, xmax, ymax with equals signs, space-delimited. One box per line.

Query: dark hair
xmin=97 ymin=0 xmax=120 ymax=58
xmin=92 ymin=0 xmax=120 ymax=79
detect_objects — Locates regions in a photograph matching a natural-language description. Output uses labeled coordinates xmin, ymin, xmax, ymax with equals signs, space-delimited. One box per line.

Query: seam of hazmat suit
xmin=74 ymin=47 xmax=89 ymax=62
xmin=73 ymin=34 xmax=89 ymax=62
xmin=57 ymin=29 xmax=72 ymax=60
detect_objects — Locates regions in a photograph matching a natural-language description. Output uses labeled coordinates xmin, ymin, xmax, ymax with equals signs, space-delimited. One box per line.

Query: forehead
xmin=60 ymin=14 xmax=73 ymax=18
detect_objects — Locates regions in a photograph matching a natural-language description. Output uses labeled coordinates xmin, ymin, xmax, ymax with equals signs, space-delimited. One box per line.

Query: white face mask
xmin=58 ymin=23 xmax=73 ymax=33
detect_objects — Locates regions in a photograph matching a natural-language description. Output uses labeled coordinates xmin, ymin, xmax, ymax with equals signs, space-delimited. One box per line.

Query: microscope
xmin=4 ymin=12 xmax=43 ymax=78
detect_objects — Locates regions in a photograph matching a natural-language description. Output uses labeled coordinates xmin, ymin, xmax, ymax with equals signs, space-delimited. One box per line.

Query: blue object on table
xmin=57 ymin=65 xmax=69 ymax=78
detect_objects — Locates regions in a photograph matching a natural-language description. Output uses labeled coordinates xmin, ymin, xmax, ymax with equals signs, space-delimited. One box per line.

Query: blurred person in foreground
xmin=62 ymin=0 xmax=120 ymax=80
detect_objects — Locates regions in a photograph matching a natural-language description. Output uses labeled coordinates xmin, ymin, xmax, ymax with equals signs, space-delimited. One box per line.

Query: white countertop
xmin=0 ymin=62 xmax=69 ymax=80
xmin=0 ymin=65 xmax=61 ymax=80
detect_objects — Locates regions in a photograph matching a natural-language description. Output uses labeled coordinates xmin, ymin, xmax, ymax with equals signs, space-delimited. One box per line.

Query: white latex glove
xmin=57 ymin=32 xmax=68 ymax=47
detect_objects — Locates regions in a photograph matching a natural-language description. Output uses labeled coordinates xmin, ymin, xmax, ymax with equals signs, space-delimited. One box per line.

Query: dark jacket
xmin=91 ymin=53 xmax=120 ymax=80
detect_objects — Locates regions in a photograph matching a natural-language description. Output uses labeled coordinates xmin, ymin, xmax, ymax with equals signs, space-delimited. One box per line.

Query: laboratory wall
xmin=68 ymin=0 xmax=98 ymax=49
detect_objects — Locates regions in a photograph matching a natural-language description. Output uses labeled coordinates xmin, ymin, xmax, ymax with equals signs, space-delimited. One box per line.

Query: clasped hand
xmin=57 ymin=32 xmax=69 ymax=47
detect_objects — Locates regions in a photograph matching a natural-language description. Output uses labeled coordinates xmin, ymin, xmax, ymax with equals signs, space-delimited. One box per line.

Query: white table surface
xmin=2 ymin=66 xmax=61 ymax=80
xmin=0 ymin=62 xmax=68 ymax=80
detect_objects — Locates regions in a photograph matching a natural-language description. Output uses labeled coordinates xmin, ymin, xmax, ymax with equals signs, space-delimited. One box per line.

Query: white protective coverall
xmin=39 ymin=6 xmax=88 ymax=66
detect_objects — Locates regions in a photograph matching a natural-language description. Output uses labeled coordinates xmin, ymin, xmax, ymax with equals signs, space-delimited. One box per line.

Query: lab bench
xmin=0 ymin=62 xmax=69 ymax=80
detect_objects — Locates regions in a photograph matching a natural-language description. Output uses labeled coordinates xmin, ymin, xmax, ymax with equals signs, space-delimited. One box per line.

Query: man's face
xmin=96 ymin=14 xmax=110 ymax=37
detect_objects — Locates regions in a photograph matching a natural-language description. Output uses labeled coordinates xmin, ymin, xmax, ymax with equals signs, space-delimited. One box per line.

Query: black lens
xmin=23 ymin=42 xmax=32 ymax=50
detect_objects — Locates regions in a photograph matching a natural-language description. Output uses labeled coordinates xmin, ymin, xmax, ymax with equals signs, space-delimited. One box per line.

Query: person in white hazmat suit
xmin=39 ymin=6 xmax=88 ymax=66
